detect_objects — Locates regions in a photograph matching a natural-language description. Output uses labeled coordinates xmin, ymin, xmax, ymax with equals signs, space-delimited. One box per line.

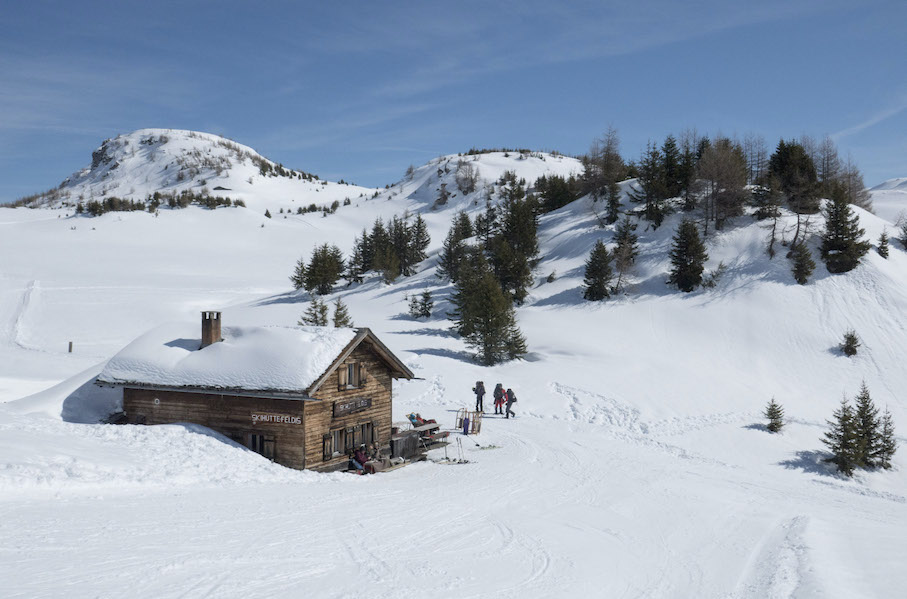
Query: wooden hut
xmin=97 ymin=312 xmax=414 ymax=471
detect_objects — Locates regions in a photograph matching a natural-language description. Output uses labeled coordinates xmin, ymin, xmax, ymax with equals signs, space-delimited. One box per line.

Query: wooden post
xmin=68 ymin=341 xmax=73 ymax=353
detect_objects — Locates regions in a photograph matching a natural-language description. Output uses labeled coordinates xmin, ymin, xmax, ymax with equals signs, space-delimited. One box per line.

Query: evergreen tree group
xmin=668 ymin=219 xmax=709 ymax=292
xmin=767 ymin=140 xmax=819 ymax=213
xmin=298 ymin=296 xmax=353 ymax=327
xmin=290 ymin=244 xmax=345 ymax=295
xmin=820 ymin=185 xmax=870 ymax=273
xmin=439 ymin=173 xmax=539 ymax=305
xmin=299 ymin=297 xmax=329 ymax=326
xmin=347 ymin=213 xmax=430 ymax=283
xmin=823 ymin=383 xmax=897 ymax=476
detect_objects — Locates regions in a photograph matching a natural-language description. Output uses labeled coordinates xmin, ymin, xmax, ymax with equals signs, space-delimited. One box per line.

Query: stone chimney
xmin=201 ymin=311 xmax=222 ymax=348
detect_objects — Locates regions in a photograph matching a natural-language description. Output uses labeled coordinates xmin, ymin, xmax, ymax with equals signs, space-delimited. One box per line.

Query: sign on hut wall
xmin=251 ymin=412 xmax=302 ymax=425
xmin=333 ymin=398 xmax=371 ymax=418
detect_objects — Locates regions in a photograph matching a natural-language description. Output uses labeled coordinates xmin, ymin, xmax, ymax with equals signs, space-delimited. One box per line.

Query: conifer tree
xmin=820 ymin=185 xmax=870 ymax=273
xmin=332 ymin=297 xmax=353 ymax=328
xmin=873 ymin=408 xmax=898 ymax=470
xmin=790 ymin=242 xmax=816 ymax=285
xmin=304 ymin=244 xmax=345 ymax=295
xmin=661 ymin=135 xmax=682 ymax=198
xmin=878 ymin=230 xmax=890 ymax=259
xmin=613 ymin=217 xmax=639 ymax=292
xmin=584 ymin=127 xmax=625 ymax=223
xmin=901 ymin=222 xmax=907 ymax=249
xmin=764 ymin=398 xmax=784 ymax=433
xmin=437 ymin=212 xmax=474 ymax=283
xmin=408 ymin=294 xmax=422 ymax=319
xmin=853 ymin=382 xmax=880 ymax=468
xmin=823 ymin=397 xmax=859 ymax=477
xmin=582 ymin=240 xmax=613 ymax=301
xmin=289 ymin=257 xmax=307 ymax=290
xmin=628 ymin=142 xmax=667 ymax=227
xmin=418 ymin=289 xmax=433 ymax=318
xmin=299 ymin=297 xmax=329 ymax=327
xmin=449 ymin=254 xmax=526 ymax=365
xmin=668 ymin=219 xmax=708 ymax=292
xmin=840 ymin=329 xmax=860 ymax=357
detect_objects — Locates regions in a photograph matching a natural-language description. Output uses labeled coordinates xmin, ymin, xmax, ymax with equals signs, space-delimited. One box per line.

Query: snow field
xmin=1 ymin=149 xmax=906 ymax=596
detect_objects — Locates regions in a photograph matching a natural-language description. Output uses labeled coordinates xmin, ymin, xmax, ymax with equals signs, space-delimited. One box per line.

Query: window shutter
xmin=322 ymin=434 xmax=332 ymax=460
xmin=338 ymin=365 xmax=348 ymax=390
xmin=358 ymin=363 xmax=367 ymax=387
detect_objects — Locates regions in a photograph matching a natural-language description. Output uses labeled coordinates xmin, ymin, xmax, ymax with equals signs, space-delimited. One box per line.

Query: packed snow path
xmin=1 ymin=386 xmax=904 ymax=598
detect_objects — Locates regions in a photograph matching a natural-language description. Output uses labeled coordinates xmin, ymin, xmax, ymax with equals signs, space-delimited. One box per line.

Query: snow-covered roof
xmin=97 ymin=323 xmax=359 ymax=395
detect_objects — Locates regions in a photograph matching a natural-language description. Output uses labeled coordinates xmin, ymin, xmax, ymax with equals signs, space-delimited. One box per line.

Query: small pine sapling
xmin=872 ymin=408 xmax=898 ymax=469
xmin=840 ymin=329 xmax=860 ymax=357
xmin=332 ymin=297 xmax=353 ymax=328
xmin=877 ymin=230 xmax=889 ymax=258
xmin=298 ymin=297 xmax=329 ymax=326
xmin=418 ymin=290 xmax=433 ymax=318
xmin=789 ymin=242 xmax=815 ymax=285
xmin=264 ymin=209 xmax=272 ymax=218
xmin=764 ymin=398 xmax=784 ymax=433
xmin=407 ymin=294 xmax=421 ymax=319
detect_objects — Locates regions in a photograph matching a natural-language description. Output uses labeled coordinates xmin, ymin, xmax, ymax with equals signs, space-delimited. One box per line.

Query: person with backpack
xmin=505 ymin=388 xmax=517 ymax=419
xmin=493 ymin=383 xmax=505 ymax=415
xmin=472 ymin=381 xmax=486 ymax=413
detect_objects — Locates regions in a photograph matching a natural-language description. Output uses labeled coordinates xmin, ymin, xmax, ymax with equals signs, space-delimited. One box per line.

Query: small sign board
xmin=333 ymin=397 xmax=371 ymax=418
xmin=251 ymin=412 xmax=301 ymax=425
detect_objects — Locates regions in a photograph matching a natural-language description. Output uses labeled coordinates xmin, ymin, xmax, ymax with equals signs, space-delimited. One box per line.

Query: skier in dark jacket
xmin=473 ymin=381 xmax=486 ymax=412
xmin=505 ymin=388 xmax=517 ymax=419
xmin=493 ymin=383 xmax=505 ymax=414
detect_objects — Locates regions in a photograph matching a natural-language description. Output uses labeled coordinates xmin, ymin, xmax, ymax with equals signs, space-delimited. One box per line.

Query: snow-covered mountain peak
xmin=22 ymin=128 xmax=378 ymax=212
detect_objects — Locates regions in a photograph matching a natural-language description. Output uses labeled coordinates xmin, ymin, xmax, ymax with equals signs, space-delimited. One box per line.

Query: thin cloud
xmin=833 ymin=94 xmax=907 ymax=140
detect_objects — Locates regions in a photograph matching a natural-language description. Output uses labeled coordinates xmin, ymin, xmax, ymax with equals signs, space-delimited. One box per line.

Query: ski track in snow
xmin=548 ymin=381 xmax=738 ymax=468
xmin=730 ymin=515 xmax=812 ymax=599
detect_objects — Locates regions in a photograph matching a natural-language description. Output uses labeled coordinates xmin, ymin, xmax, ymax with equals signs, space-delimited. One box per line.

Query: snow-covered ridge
xmin=20 ymin=128 xmax=379 ymax=212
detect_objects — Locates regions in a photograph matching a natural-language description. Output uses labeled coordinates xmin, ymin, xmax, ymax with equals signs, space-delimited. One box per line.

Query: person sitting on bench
xmin=350 ymin=444 xmax=369 ymax=471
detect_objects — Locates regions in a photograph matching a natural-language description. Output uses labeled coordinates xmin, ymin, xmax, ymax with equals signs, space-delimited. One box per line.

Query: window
xmin=338 ymin=361 xmax=367 ymax=390
xmin=249 ymin=434 xmax=276 ymax=460
xmin=331 ymin=429 xmax=343 ymax=456
xmin=360 ymin=422 xmax=374 ymax=446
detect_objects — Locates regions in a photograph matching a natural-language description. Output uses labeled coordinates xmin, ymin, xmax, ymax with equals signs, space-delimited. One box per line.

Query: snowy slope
xmin=870 ymin=177 xmax=907 ymax=225
xmin=2 ymin=142 xmax=907 ymax=597
xmin=21 ymin=128 xmax=378 ymax=214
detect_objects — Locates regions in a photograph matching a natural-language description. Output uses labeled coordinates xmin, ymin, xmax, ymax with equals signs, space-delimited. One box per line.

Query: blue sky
xmin=1 ymin=0 xmax=905 ymax=202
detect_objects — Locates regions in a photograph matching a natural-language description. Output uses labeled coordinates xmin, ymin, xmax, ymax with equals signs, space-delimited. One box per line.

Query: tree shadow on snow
xmin=778 ymin=450 xmax=839 ymax=477
xmin=250 ymin=290 xmax=307 ymax=306
xmin=389 ymin=327 xmax=457 ymax=338
xmin=742 ymin=423 xmax=768 ymax=432
xmin=409 ymin=347 xmax=476 ymax=363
